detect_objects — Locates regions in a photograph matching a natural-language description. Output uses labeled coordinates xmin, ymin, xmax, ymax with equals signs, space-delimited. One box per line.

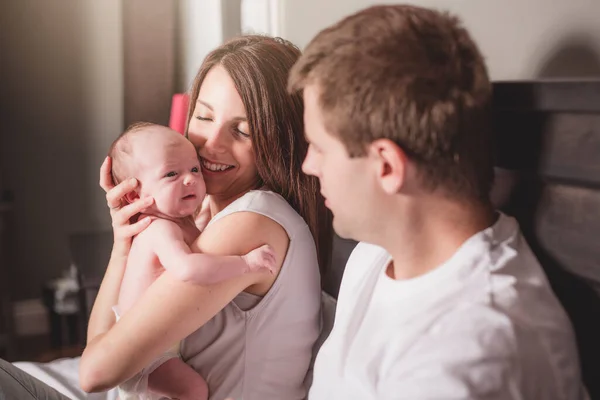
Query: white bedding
xmin=14 ymin=357 xmax=118 ymax=400
xmin=10 ymin=292 xmax=337 ymax=400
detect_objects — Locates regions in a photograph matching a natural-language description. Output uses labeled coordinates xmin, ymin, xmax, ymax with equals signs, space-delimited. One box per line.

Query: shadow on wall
xmin=0 ymin=1 xmax=98 ymax=301
xmin=536 ymin=34 xmax=600 ymax=78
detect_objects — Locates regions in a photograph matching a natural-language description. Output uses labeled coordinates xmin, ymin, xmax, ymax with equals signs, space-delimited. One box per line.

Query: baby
xmin=108 ymin=122 xmax=276 ymax=400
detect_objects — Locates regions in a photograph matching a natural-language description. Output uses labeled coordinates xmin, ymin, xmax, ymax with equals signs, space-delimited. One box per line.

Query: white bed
xmin=14 ymin=357 xmax=117 ymax=400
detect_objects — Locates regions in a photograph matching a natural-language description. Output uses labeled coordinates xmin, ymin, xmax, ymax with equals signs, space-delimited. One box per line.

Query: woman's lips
xmin=200 ymin=157 xmax=234 ymax=172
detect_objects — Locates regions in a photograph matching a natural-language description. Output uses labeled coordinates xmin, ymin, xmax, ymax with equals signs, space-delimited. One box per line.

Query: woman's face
xmin=187 ymin=65 xmax=259 ymax=201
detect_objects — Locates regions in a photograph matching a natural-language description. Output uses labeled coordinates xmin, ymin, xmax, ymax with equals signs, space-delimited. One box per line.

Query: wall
xmin=0 ymin=1 xmax=123 ymax=300
xmin=0 ymin=0 xmax=211 ymax=304
xmin=123 ymin=0 xmax=176 ymax=126
xmin=176 ymin=0 xmax=241 ymax=92
xmin=277 ymin=0 xmax=600 ymax=80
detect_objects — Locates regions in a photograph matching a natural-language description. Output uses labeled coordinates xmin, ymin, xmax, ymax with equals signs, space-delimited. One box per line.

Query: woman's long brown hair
xmin=186 ymin=35 xmax=333 ymax=277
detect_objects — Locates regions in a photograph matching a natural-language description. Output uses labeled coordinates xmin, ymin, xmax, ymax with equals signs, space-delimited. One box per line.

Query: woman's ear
xmin=124 ymin=190 xmax=140 ymax=204
xmin=369 ymin=139 xmax=408 ymax=195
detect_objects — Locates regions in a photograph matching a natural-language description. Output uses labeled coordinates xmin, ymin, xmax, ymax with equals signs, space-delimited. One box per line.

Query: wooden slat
xmin=493 ymin=80 xmax=600 ymax=112
xmin=539 ymin=114 xmax=600 ymax=185
xmin=533 ymin=184 xmax=600 ymax=294
xmin=494 ymin=113 xmax=600 ymax=186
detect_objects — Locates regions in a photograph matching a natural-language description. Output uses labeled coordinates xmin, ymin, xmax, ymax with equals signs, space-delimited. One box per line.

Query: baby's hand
xmin=242 ymin=245 xmax=277 ymax=274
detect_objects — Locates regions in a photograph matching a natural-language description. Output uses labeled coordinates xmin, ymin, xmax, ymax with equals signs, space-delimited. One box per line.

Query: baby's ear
xmin=124 ymin=190 xmax=140 ymax=204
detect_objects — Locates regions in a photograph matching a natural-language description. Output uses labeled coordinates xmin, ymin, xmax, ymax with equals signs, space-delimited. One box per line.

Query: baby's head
xmin=109 ymin=122 xmax=205 ymax=218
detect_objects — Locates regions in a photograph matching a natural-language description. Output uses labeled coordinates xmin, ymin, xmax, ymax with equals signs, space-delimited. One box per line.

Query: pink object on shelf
xmin=169 ymin=93 xmax=190 ymax=135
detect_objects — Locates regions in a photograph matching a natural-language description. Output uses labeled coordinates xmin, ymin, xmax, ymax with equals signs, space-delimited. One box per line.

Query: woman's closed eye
xmin=234 ymin=126 xmax=250 ymax=138
xmin=195 ymin=113 xmax=249 ymax=138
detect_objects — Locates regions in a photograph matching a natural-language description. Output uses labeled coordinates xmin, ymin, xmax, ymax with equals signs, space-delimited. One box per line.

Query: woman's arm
xmin=86 ymin=247 xmax=127 ymax=342
xmin=87 ymin=158 xmax=155 ymax=341
xmin=79 ymin=211 xmax=289 ymax=393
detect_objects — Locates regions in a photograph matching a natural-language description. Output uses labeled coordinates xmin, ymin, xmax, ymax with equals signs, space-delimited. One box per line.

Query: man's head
xmin=108 ymin=123 xmax=205 ymax=218
xmin=289 ymin=5 xmax=493 ymax=240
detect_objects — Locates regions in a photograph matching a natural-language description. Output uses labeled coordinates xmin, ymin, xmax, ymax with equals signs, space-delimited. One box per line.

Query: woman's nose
xmin=203 ymin=125 xmax=229 ymax=154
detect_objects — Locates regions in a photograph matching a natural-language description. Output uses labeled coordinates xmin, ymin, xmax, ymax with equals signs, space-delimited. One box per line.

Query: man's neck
xmin=378 ymin=197 xmax=495 ymax=281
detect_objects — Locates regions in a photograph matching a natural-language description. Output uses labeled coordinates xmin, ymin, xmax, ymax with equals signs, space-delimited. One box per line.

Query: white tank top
xmin=181 ymin=190 xmax=322 ymax=400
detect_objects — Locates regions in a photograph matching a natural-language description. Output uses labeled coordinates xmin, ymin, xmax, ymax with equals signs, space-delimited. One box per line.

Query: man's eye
xmin=165 ymin=171 xmax=177 ymax=178
xmin=191 ymin=167 xmax=199 ymax=173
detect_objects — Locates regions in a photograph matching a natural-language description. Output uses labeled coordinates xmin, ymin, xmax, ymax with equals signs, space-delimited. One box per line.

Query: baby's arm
xmin=150 ymin=219 xmax=276 ymax=285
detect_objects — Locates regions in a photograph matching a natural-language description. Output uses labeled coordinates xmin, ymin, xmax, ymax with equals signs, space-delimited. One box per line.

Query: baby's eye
xmin=191 ymin=166 xmax=199 ymax=173
xmin=165 ymin=171 xmax=177 ymax=178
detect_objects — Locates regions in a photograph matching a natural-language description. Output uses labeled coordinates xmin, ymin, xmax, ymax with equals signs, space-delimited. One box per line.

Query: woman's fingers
xmin=99 ymin=157 xmax=115 ymax=193
xmin=118 ymin=216 xmax=154 ymax=238
xmin=106 ymin=178 xmax=139 ymax=210
xmin=111 ymin=197 xmax=154 ymax=226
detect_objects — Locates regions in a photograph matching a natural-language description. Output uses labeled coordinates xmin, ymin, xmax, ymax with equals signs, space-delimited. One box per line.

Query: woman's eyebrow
xmin=197 ymin=99 xmax=247 ymax=121
xmin=197 ymin=99 xmax=213 ymax=110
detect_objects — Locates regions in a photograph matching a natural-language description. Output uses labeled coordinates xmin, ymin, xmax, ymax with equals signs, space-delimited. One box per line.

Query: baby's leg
xmin=147 ymin=358 xmax=208 ymax=400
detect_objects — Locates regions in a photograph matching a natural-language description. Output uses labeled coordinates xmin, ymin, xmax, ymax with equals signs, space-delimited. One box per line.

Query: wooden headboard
xmin=493 ymin=80 xmax=600 ymax=398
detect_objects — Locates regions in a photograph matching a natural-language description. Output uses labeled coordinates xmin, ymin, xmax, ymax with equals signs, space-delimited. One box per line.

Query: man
xmin=289 ymin=5 xmax=586 ymax=399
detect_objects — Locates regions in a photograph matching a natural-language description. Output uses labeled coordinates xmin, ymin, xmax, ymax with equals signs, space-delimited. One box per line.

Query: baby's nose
xmin=183 ymin=175 xmax=195 ymax=186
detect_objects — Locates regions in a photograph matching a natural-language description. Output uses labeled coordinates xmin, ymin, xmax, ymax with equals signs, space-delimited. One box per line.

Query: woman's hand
xmin=100 ymin=156 xmax=154 ymax=256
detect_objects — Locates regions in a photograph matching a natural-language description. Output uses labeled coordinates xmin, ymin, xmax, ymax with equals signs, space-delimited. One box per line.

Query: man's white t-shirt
xmin=309 ymin=213 xmax=587 ymax=400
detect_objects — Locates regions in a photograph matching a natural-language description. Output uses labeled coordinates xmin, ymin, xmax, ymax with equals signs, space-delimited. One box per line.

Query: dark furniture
xmin=0 ymin=199 xmax=16 ymax=359
xmin=491 ymin=80 xmax=600 ymax=398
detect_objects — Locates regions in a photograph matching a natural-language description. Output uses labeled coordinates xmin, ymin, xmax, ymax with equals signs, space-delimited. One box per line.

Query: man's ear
xmin=124 ymin=190 xmax=140 ymax=204
xmin=368 ymin=139 xmax=409 ymax=195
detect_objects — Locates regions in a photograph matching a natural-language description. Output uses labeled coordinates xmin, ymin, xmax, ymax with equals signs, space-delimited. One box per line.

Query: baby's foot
xmin=242 ymin=245 xmax=277 ymax=274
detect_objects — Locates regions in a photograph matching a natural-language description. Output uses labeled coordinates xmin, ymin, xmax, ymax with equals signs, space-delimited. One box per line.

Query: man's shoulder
xmin=427 ymin=303 xmax=519 ymax=351
xmin=385 ymin=301 xmax=582 ymax=399
xmin=336 ymin=242 xmax=389 ymax=286
xmin=332 ymin=242 xmax=389 ymax=316
xmin=347 ymin=242 xmax=388 ymax=266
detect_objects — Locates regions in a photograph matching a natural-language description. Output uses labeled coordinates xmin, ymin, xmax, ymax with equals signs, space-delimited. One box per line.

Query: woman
xmin=0 ymin=35 xmax=331 ymax=400
xmin=80 ymin=35 xmax=332 ymax=400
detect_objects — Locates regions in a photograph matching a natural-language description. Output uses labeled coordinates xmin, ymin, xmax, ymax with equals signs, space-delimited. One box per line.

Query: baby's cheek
xmin=155 ymin=188 xmax=172 ymax=203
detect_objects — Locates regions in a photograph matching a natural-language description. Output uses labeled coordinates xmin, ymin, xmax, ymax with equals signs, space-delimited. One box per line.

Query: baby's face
xmin=134 ymin=132 xmax=206 ymax=218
